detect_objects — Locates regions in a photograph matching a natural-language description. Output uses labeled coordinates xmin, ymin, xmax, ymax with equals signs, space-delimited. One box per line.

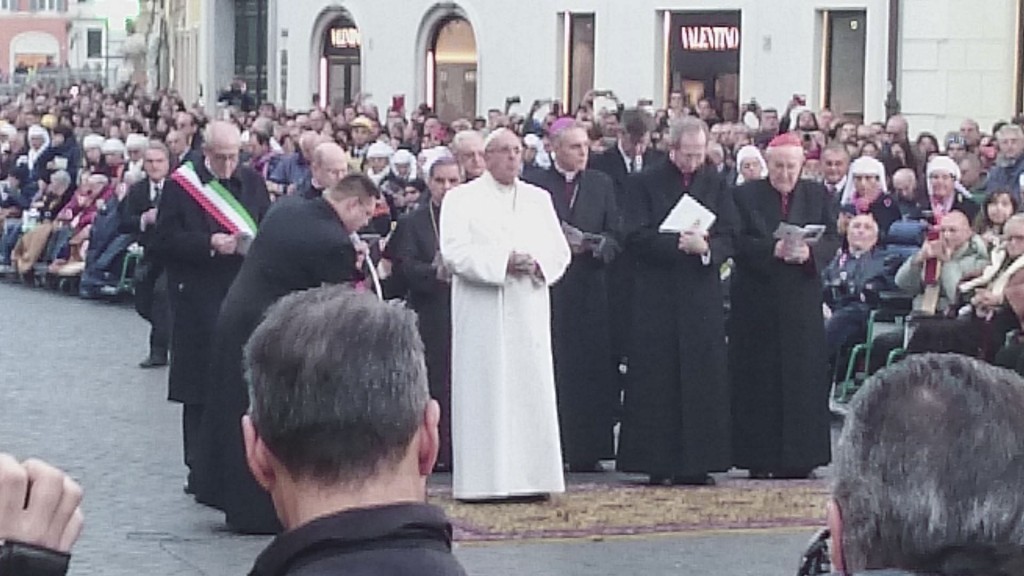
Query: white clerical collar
xmin=553 ymin=162 xmax=578 ymax=182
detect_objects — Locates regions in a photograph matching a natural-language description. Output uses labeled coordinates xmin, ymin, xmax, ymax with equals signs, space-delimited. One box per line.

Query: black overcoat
xmin=589 ymin=147 xmax=667 ymax=359
xmin=729 ymin=178 xmax=840 ymax=474
xmin=200 ymin=196 xmax=359 ymax=533
xmin=391 ymin=201 xmax=452 ymax=466
xmin=616 ymin=163 xmax=736 ymax=477
xmin=150 ymin=162 xmax=271 ymax=405
xmin=524 ymin=165 xmax=621 ymax=466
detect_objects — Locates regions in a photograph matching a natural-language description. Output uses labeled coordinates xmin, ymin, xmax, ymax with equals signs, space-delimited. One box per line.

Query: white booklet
xmin=659 ymin=194 xmax=717 ymax=234
xmin=773 ymin=223 xmax=826 ymax=245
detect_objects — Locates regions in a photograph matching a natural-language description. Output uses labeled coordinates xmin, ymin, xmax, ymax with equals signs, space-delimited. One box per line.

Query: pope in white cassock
xmin=440 ymin=128 xmax=572 ymax=501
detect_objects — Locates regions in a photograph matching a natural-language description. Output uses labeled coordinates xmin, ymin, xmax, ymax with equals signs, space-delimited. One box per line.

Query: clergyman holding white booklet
xmin=617 ymin=116 xmax=736 ymax=486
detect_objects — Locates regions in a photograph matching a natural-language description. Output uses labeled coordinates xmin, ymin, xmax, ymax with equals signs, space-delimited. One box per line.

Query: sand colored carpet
xmin=430 ymin=478 xmax=828 ymax=541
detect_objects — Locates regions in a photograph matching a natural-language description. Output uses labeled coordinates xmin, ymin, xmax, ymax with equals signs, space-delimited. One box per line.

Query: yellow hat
xmin=350 ymin=115 xmax=374 ymax=130
xmin=41 ymin=114 xmax=57 ymax=129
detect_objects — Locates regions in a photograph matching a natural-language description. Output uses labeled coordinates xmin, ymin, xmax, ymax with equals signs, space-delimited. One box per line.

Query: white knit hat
xmin=101 ymin=138 xmax=125 ymax=155
xmin=926 ymin=155 xmax=961 ymax=181
xmin=82 ymin=134 xmax=105 ymax=150
xmin=125 ymin=133 xmax=148 ymax=151
xmin=367 ymin=141 xmax=395 ymax=159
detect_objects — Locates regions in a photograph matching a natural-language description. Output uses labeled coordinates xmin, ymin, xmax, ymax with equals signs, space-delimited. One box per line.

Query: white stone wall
xmin=899 ymin=0 xmax=1017 ymax=139
xmin=271 ymin=0 xmax=889 ymax=119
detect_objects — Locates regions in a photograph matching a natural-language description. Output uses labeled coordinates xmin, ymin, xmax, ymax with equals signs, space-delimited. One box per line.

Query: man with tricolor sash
xmin=150 ymin=121 xmax=271 ymax=497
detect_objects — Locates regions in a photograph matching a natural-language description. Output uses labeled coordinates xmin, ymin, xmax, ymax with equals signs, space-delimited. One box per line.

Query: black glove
xmin=0 ymin=540 xmax=71 ymax=576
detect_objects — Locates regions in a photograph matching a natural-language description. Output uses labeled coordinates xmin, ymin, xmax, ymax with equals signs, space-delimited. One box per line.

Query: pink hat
xmin=768 ymin=132 xmax=802 ymax=149
xmin=548 ymin=116 xmax=577 ymax=136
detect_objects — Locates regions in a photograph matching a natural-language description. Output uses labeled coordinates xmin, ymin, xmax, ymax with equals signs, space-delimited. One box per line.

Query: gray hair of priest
xmin=833 ymin=353 xmax=1024 ymax=574
xmin=243 ymin=285 xmax=430 ymax=485
xmin=666 ymin=116 xmax=709 ymax=148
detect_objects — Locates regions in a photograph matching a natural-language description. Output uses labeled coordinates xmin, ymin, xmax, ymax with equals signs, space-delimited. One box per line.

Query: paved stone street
xmin=1 ymin=281 xmax=818 ymax=576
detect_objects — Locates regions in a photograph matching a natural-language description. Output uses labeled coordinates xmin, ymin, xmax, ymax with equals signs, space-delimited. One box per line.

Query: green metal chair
xmin=834 ymin=310 xmax=906 ymax=403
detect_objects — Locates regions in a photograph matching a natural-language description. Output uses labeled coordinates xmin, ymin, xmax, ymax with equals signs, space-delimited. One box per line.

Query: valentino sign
xmin=680 ymin=26 xmax=740 ymax=52
xmin=329 ymin=27 xmax=361 ymax=49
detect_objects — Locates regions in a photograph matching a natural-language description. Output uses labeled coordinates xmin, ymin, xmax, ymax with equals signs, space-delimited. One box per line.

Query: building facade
xmin=196 ymin=0 xmax=1024 ymax=136
xmin=0 ymin=0 xmax=71 ymax=74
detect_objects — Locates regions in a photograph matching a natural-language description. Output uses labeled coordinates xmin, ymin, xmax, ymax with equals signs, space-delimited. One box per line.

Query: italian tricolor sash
xmin=171 ymin=162 xmax=257 ymax=237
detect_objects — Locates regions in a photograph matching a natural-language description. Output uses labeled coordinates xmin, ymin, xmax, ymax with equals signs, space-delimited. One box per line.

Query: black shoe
xmin=749 ymin=470 xmax=773 ymax=480
xmin=139 ymin=354 xmax=168 ymax=368
xmin=566 ymin=461 xmax=604 ymax=473
xmin=672 ymin=474 xmax=715 ymax=486
xmin=648 ymin=475 xmax=673 ymax=486
xmin=773 ymin=469 xmax=816 ymax=480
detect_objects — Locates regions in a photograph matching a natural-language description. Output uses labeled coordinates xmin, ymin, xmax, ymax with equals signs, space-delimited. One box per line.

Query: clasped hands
xmin=774 ymin=239 xmax=811 ymax=264
xmin=507 ymin=251 xmax=544 ymax=286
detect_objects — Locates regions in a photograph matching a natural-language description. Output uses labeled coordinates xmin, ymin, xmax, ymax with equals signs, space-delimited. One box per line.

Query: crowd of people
xmin=5 ymin=77 xmax=1024 ymax=541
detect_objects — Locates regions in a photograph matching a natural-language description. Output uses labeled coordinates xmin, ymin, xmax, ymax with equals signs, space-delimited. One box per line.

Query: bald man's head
xmin=892 ymin=168 xmax=918 ymax=201
xmin=940 ymin=210 xmax=973 ymax=252
xmin=310 ymin=142 xmax=349 ymax=190
xmin=203 ymin=121 xmax=242 ymax=179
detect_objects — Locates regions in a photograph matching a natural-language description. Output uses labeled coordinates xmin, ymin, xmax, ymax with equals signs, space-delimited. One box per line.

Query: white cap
xmin=82 ymin=134 xmax=105 ymax=150
xmin=27 ymin=125 xmax=47 ymax=140
xmin=101 ymin=138 xmax=125 ymax=155
xmin=927 ymin=155 xmax=961 ymax=181
xmin=0 ymin=124 xmax=16 ymax=138
xmin=125 ymin=133 xmax=148 ymax=151
xmin=367 ymin=141 xmax=395 ymax=159
xmin=392 ymin=149 xmax=415 ymax=166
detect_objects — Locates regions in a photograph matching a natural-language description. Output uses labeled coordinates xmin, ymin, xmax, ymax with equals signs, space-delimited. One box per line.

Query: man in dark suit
xmin=392 ymin=155 xmax=462 ymax=472
xmin=524 ymin=120 xmax=621 ymax=472
xmin=118 ymin=140 xmax=172 ymax=368
xmin=616 ymin=117 xmax=736 ymax=485
xmin=150 ymin=121 xmax=271 ymax=495
xmin=588 ymin=108 xmax=666 ymax=392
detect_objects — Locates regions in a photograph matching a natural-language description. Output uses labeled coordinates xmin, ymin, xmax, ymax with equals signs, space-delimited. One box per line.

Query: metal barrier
xmin=0 ymin=68 xmax=118 ymax=95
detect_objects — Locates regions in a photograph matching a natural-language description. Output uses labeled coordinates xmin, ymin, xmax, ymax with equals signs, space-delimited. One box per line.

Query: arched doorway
xmin=10 ymin=31 xmax=60 ymax=72
xmin=427 ymin=16 xmax=476 ymax=123
xmin=319 ymin=14 xmax=361 ymax=110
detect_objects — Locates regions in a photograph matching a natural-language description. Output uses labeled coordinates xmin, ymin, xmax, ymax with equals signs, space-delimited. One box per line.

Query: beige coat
xmin=896 ymin=235 xmax=989 ymax=312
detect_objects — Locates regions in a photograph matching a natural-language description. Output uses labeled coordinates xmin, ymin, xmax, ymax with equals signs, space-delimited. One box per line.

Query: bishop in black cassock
xmin=392 ymin=157 xmax=462 ymax=470
xmin=524 ymin=123 xmax=621 ymax=472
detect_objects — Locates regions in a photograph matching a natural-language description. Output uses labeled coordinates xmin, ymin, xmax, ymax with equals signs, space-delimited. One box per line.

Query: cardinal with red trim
xmin=728 ymin=131 xmax=840 ymax=480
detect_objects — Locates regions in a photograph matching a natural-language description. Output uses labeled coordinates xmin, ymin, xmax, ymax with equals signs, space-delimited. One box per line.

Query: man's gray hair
xmin=834 ymin=354 xmax=1024 ymax=574
xmin=146 ymin=140 xmax=170 ymax=160
xmin=996 ymin=123 xmax=1024 ymax=139
xmin=666 ymin=117 xmax=709 ymax=149
xmin=452 ymin=129 xmax=484 ymax=153
xmin=50 ymin=170 xmax=71 ymax=188
xmin=244 ymin=286 xmax=429 ymax=485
